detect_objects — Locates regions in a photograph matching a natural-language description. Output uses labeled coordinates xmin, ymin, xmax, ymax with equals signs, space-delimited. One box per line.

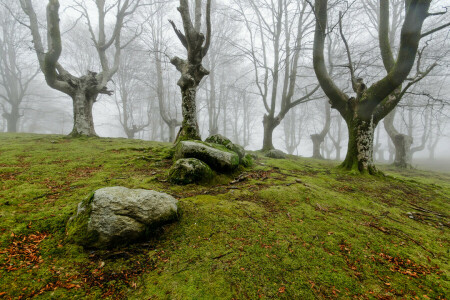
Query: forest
xmin=0 ymin=0 xmax=449 ymax=299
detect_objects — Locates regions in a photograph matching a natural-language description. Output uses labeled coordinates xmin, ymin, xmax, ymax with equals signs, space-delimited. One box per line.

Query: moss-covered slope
xmin=0 ymin=133 xmax=448 ymax=299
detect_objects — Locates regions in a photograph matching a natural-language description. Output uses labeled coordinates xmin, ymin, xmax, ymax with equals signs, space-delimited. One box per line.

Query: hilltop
xmin=0 ymin=133 xmax=448 ymax=299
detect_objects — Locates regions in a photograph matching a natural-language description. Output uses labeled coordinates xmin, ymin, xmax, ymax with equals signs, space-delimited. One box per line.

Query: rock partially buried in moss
xmin=205 ymin=134 xmax=245 ymax=161
xmin=174 ymin=140 xmax=239 ymax=172
xmin=265 ymin=149 xmax=286 ymax=159
xmin=169 ymin=158 xmax=214 ymax=185
xmin=66 ymin=187 xmax=178 ymax=249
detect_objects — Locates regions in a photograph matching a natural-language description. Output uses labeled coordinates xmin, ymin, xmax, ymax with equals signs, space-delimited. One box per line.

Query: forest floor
xmin=0 ymin=133 xmax=448 ymax=299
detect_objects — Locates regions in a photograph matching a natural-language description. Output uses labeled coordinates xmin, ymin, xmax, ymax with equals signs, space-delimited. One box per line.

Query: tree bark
xmin=392 ymin=134 xmax=413 ymax=168
xmin=384 ymin=108 xmax=414 ymax=168
xmin=311 ymin=134 xmax=324 ymax=159
xmin=262 ymin=115 xmax=280 ymax=152
xmin=70 ymin=90 xmax=97 ymax=137
xmin=341 ymin=116 xmax=378 ymax=174
xmin=4 ymin=104 xmax=20 ymax=133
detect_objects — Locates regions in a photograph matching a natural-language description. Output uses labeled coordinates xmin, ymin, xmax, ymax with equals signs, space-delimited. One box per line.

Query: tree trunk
xmin=126 ymin=130 xmax=135 ymax=139
xmin=168 ymin=119 xmax=178 ymax=143
xmin=384 ymin=109 xmax=414 ymax=168
xmin=311 ymin=134 xmax=324 ymax=159
xmin=340 ymin=117 xmax=378 ymax=174
xmin=262 ymin=115 xmax=280 ymax=151
xmin=70 ymin=91 xmax=97 ymax=137
xmin=178 ymin=86 xmax=201 ymax=141
xmin=6 ymin=104 xmax=20 ymax=133
xmin=377 ymin=149 xmax=385 ymax=162
xmin=393 ymin=134 xmax=413 ymax=168
xmin=335 ymin=145 xmax=341 ymax=161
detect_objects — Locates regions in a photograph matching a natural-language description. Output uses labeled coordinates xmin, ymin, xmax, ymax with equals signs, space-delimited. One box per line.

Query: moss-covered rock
xmin=206 ymin=134 xmax=245 ymax=161
xmin=169 ymin=158 xmax=214 ymax=185
xmin=174 ymin=140 xmax=239 ymax=172
xmin=66 ymin=187 xmax=178 ymax=249
xmin=205 ymin=134 xmax=232 ymax=146
xmin=265 ymin=149 xmax=286 ymax=159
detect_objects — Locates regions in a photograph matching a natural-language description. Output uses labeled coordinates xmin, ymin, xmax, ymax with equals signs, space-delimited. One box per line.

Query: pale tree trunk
xmin=207 ymin=66 xmax=219 ymax=136
xmin=384 ymin=108 xmax=414 ymax=168
xmin=179 ymin=86 xmax=201 ymax=140
xmin=70 ymin=90 xmax=97 ymax=137
xmin=4 ymin=103 xmax=20 ymax=133
xmin=311 ymin=101 xmax=331 ymax=159
xmin=168 ymin=120 xmax=178 ymax=143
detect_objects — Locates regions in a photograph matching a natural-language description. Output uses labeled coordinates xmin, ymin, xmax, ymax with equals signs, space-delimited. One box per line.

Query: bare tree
xmin=312 ymin=0 xmax=445 ymax=174
xmin=169 ymin=0 xmax=212 ymax=141
xmin=0 ymin=3 xmax=38 ymax=132
xmin=19 ymin=0 xmax=141 ymax=136
xmin=328 ymin=112 xmax=344 ymax=160
xmin=113 ymin=47 xmax=150 ymax=139
xmin=236 ymin=0 xmax=318 ymax=151
xmin=311 ymin=100 xmax=331 ymax=159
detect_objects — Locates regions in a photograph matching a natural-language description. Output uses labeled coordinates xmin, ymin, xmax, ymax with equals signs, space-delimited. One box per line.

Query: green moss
xmin=0 ymin=133 xmax=448 ymax=299
xmin=242 ymin=154 xmax=254 ymax=167
xmin=65 ymin=192 xmax=99 ymax=247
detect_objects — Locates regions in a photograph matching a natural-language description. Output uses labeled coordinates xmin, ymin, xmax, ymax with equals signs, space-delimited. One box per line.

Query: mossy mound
xmin=169 ymin=158 xmax=214 ymax=185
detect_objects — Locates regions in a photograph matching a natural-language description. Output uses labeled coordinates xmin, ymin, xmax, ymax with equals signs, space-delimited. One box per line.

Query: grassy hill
xmin=0 ymin=133 xmax=448 ymax=299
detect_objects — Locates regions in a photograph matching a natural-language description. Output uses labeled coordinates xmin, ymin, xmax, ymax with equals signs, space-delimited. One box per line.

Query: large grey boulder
xmin=174 ymin=140 xmax=239 ymax=172
xmin=66 ymin=187 xmax=178 ymax=249
xmin=169 ymin=158 xmax=213 ymax=185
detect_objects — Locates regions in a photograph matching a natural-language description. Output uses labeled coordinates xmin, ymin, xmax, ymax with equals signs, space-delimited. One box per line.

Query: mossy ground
xmin=0 ymin=133 xmax=448 ymax=299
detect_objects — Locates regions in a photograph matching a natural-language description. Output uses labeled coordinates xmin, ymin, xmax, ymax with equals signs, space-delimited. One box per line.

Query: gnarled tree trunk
xmin=341 ymin=116 xmax=377 ymax=174
xmin=170 ymin=0 xmax=212 ymax=142
xmin=70 ymin=90 xmax=97 ymax=137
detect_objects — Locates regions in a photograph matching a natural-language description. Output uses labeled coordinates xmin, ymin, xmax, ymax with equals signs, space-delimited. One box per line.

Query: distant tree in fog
xmin=0 ymin=2 xmax=38 ymax=133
